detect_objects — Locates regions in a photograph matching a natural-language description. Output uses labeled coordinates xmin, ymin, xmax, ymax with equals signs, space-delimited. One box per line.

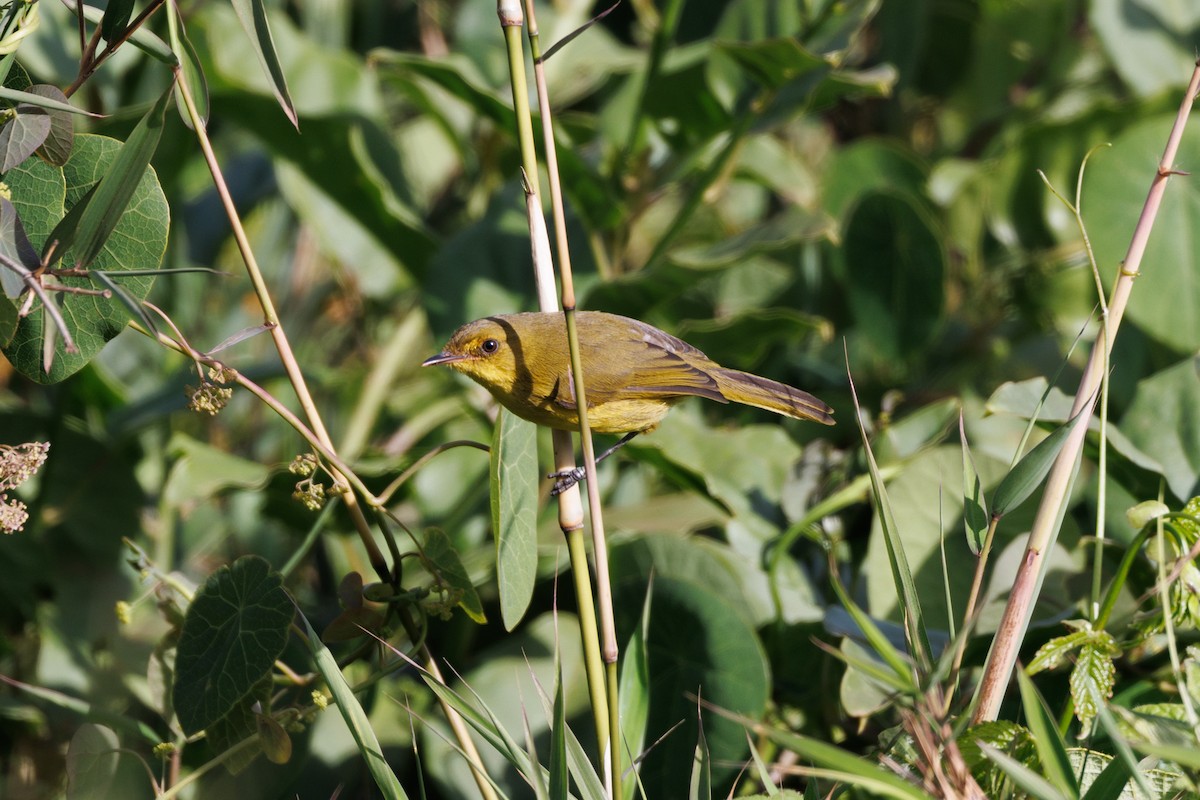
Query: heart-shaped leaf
xmin=173 ymin=556 xmax=292 ymax=735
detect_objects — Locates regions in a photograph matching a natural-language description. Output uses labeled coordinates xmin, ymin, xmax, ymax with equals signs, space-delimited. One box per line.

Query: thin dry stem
xmin=973 ymin=61 xmax=1200 ymax=723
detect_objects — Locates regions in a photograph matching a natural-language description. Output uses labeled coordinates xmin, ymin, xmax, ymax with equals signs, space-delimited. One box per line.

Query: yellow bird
xmin=423 ymin=311 xmax=834 ymax=492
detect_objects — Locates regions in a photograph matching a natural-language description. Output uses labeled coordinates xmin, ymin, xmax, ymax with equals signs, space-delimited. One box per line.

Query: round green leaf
xmin=173 ymin=556 xmax=292 ymax=735
xmin=2 ymin=133 xmax=168 ymax=382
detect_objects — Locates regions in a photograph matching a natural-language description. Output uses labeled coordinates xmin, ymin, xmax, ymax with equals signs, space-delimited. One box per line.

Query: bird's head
xmin=422 ymin=317 xmax=520 ymax=393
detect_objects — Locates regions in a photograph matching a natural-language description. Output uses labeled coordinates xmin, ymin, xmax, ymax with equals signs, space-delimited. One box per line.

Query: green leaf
xmin=1091 ymin=0 xmax=1196 ymax=98
xmin=1121 ymin=356 xmax=1200 ymax=502
xmin=715 ymin=37 xmax=826 ymax=89
xmin=0 ymin=104 xmax=49 ymax=172
xmin=1027 ymin=629 xmax=1089 ymax=674
xmin=732 ymin=721 xmax=928 ymax=799
xmin=3 ymin=133 xmax=169 ymax=382
xmin=618 ymin=585 xmax=651 ymax=800
xmin=827 ymin=575 xmax=919 ymax=695
xmin=1082 ymin=116 xmax=1200 ymax=351
xmin=611 ymin=575 xmax=769 ymax=797
xmin=100 ymin=0 xmax=135 ymax=41
xmin=63 ymin=0 xmax=177 ymax=63
xmin=162 ymin=433 xmax=271 ymax=507
xmin=822 ymin=139 xmax=926 ymax=222
xmin=1091 ymin=706 xmax=1159 ymax=800
xmin=65 ymin=723 xmax=120 ymax=799
xmin=421 ymin=528 xmax=485 ymax=624
xmin=991 ymin=404 xmax=1090 ymax=517
xmin=489 ymin=409 xmax=538 ymax=631
xmin=173 ymin=556 xmax=293 ymax=735
xmin=668 ymin=206 xmax=836 ymax=270
xmin=205 ymin=675 xmax=272 ymax=774
xmin=548 ymin=666 xmax=568 ymax=800
xmin=0 ymin=196 xmax=40 ymax=300
xmin=1078 ymin=750 xmax=1132 ymax=800
xmin=976 ymin=741 xmax=1067 ymax=800
xmin=0 ymin=86 xmax=101 ymax=117
xmin=843 ymin=191 xmax=946 ymax=363
xmin=689 ymin=707 xmax=712 ymax=800
xmin=1017 ymin=668 xmax=1078 ymax=798
xmin=29 ymin=85 xmax=75 ymax=166
xmin=66 ymin=83 xmax=171 ymax=270
xmin=230 ymin=0 xmax=298 ymax=127
xmin=298 ymin=610 xmax=409 ymax=799
xmin=166 ymin=0 xmax=210 ymax=129
xmin=1070 ymin=637 xmax=1117 ymax=730
xmin=848 ymin=371 xmax=933 ymax=670
xmin=961 ymin=413 xmax=988 ymax=554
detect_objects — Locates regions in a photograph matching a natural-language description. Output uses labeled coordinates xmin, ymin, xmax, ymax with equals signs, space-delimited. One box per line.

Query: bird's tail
xmin=713 ymin=369 xmax=835 ymax=425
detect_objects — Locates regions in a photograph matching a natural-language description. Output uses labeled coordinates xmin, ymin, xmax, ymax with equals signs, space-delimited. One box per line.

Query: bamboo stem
xmin=972 ymin=60 xmax=1200 ymax=723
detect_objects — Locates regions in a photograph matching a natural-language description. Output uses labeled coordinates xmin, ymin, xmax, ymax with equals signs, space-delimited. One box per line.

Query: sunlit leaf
xmin=230 ymin=0 xmax=297 ymax=127
xmin=490 ymin=408 xmax=538 ymax=631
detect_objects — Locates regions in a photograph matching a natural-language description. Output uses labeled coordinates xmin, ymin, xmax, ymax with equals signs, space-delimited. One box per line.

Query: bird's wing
xmin=580 ymin=316 xmax=729 ymax=404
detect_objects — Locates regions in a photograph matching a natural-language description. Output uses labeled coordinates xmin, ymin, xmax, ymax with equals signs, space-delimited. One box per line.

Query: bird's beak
xmin=422 ymin=352 xmax=468 ymax=367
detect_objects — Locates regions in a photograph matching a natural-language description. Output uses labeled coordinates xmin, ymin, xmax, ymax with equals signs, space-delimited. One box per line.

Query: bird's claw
xmin=548 ymin=466 xmax=586 ymax=496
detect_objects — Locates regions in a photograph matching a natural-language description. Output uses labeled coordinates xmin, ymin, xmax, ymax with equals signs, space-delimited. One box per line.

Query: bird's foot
xmin=548 ymin=466 xmax=586 ymax=496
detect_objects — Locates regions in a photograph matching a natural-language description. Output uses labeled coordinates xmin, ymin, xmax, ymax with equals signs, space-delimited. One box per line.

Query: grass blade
xmin=298 ymin=610 xmax=409 ymax=799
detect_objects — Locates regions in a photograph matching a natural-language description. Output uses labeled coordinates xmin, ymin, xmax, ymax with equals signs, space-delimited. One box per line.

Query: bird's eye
xmin=480 ymin=338 xmax=500 ymax=354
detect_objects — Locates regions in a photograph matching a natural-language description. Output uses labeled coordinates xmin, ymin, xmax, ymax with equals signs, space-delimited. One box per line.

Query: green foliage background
xmin=2 ymin=0 xmax=1200 ymax=797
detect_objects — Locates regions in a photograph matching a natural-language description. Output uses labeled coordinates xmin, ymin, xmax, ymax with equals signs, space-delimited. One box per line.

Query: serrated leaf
xmin=959 ymin=720 xmax=1035 ymax=768
xmin=173 ymin=556 xmax=292 ymax=735
xmin=230 ymin=0 xmax=297 ymax=128
xmin=1028 ymin=629 xmax=1090 ymax=674
xmin=992 ymin=404 xmax=1090 ymax=518
xmin=489 ymin=409 xmax=537 ymax=631
xmin=1071 ymin=639 xmax=1117 ymax=730
xmin=421 ymin=528 xmax=485 ymax=623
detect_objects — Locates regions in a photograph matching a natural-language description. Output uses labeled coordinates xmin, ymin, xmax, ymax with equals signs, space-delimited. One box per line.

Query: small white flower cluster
xmin=0 ymin=441 xmax=49 ymax=534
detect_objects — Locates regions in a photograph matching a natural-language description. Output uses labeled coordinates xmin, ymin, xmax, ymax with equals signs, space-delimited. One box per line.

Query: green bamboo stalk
xmin=522 ymin=2 xmax=621 ymax=793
